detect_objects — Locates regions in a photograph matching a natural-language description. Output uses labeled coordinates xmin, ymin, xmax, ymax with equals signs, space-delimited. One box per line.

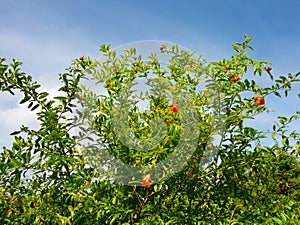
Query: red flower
xmin=164 ymin=118 xmax=173 ymax=126
xmin=188 ymin=62 xmax=194 ymax=67
xmin=7 ymin=209 xmax=12 ymax=217
xmin=142 ymin=174 xmax=151 ymax=188
xmin=254 ymin=96 xmax=265 ymax=106
xmin=142 ymin=180 xmax=151 ymax=188
xmin=230 ymin=75 xmax=240 ymax=81
xmin=79 ymin=56 xmax=84 ymax=61
xmin=225 ymin=65 xmax=230 ymax=73
xmin=265 ymin=66 xmax=272 ymax=71
xmin=170 ymin=103 xmax=179 ymax=113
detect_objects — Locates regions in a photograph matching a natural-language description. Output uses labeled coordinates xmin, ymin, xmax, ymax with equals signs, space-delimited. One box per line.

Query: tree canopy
xmin=0 ymin=35 xmax=300 ymax=224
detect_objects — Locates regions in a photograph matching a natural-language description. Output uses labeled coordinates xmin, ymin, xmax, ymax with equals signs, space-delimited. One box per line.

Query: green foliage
xmin=0 ymin=35 xmax=300 ymax=224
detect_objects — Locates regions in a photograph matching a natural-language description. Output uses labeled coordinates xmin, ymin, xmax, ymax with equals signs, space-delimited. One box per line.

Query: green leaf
xmin=19 ymin=95 xmax=31 ymax=104
xmin=31 ymin=104 xmax=39 ymax=111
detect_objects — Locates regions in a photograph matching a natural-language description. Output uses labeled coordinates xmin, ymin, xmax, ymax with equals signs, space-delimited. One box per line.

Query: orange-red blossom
xmin=142 ymin=174 xmax=151 ymax=188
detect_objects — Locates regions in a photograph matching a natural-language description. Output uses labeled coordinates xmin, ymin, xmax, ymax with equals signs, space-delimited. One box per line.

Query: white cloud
xmin=0 ymin=70 xmax=66 ymax=148
xmin=0 ymin=26 xmax=97 ymax=148
xmin=0 ymin=103 xmax=39 ymax=147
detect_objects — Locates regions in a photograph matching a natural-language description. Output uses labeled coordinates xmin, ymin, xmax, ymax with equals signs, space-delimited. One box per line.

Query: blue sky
xmin=0 ymin=0 xmax=299 ymax=147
